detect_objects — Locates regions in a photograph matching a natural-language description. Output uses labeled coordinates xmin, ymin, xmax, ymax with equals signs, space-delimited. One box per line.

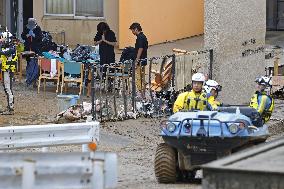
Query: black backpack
xmin=120 ymin=47 xmax=136 ymax=62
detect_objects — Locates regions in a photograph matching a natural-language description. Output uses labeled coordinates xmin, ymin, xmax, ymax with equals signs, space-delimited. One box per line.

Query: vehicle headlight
xmin=166 ymin=122 xmax=176 ymax=132
xmin=228 ymin=124 xmax=239 ymax=134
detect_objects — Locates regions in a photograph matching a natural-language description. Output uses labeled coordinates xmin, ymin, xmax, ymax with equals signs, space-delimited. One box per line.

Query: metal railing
xmin=0 ymin=121 xmax=99 ymax=152
xmin=0 ymin=151 xmax=117 ymax=189
xmin=85 ymin=49 xmax=214 ymax=121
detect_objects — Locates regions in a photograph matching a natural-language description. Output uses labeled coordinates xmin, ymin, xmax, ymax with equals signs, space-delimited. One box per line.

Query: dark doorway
xmin=267 ymin=0 xmax=277 ymax=30
xmin=277 ymin=0 xmax=284 ymax=29
xmin=23 ymin=0 xmax=33 ymax=29
xmin=267 ymin=0 xmax=284 ymax=30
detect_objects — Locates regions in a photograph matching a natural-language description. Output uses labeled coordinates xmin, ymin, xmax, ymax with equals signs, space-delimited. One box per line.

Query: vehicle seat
xmin=218 ymin=107 xmax=263 ymax=127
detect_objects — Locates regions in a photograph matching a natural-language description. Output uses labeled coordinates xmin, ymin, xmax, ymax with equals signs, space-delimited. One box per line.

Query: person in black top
xmin=90 ymin=22 xmax=117 ymax=95
xmin=129 ymin=22 xmax=148 ymax=96
xmin=21 ymin=18 xmax=43 ymax=54
xmin=21 ymin=18 xmax=43 ymax=87
xmin=94 ymin=22 xmax=117 ymax=73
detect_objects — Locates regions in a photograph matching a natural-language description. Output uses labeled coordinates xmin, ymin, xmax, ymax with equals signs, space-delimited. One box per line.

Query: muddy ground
xmin=0 ymin=83 xmax=283 ymax=189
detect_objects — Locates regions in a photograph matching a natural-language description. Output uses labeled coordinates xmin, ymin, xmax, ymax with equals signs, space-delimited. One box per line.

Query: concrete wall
xmin=33 ymin=0 xmax=119 ymax=47
xmin=118 ymin=0 xmax=204 ymax=49
xmin=205 ymin=0 xmax=266 ymax=104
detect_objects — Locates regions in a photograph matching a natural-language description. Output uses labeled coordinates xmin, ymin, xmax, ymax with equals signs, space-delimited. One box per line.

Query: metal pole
xmin=113 ymin=66 xmax=117 ymax=118
xmin=171 ymin=54 xmax=176 ymax=88
xmin=99 ymin=65 xmax=103 ymax=122
xmin=92 ymin=160 xmax=104 ymax=189
xmin=274 ymin=49 xmax=280 ymax=76
xmin=122 ymin=62 xmax=127 ymax=119
xmin=149 ymin=58 xmax=154 ymax=103
xmin=209 ymin=49 xmax=213 ymax=80
xmin=131 ymin=60 xmax=136 ymax=112
xmin=122 ymin=78 xmax=127 ymax=119
xmin=22 ymin=161 xmax=35 ymax=189
xmin=91 ymin=64 xmax=96 ymax=120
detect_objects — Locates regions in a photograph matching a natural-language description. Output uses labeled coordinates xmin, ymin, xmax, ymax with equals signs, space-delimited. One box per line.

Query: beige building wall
xmin=118 ymin=0 xmax=204 ymax=48
xmin=33 ymin=0 xmax=119 ymax=47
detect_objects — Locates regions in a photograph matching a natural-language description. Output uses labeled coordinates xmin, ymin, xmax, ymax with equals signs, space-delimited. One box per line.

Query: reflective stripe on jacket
xmin=173 ymin=90 xmax=208 ymax=113
xmin=0 ymin=46 xmax=18 ymax=72
xmin=249 ymin=91 xmax=274 ymax=123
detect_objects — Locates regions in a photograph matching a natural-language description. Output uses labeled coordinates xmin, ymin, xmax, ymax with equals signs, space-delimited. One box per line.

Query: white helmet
xmin=204 ymin=80 xmax=222 ymax=94
xmin=192 ymin=73 xmax=205 ymax=83
xmin=255 ymin=76 xmax=271 ymax=87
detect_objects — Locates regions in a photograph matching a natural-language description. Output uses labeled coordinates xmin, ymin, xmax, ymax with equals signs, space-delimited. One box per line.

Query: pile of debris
xmin=272 ymin=87 xmax=284 ymax=99
xmin=55 ymin=87 xmax=182 ymax=123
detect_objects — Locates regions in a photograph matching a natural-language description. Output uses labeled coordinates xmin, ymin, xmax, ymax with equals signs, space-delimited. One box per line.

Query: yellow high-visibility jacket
xmin=0 ymin=46 xmax=18 ymax=73
xmin=207 ymin=95 xmax=221 ymax=111
xmin=249 ymin=91 xmax=274 ymax=123
xmin=173 ymin=90 xmax=208 ymax=113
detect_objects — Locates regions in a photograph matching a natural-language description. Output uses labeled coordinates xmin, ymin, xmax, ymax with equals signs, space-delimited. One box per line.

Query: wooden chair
xmin=150 ymin=57 xmax=173 ymax=92
xmin=37 ymin=57 xmax=61 ymax=94
xmin=60 ymin=61 xmax=84 ymax=96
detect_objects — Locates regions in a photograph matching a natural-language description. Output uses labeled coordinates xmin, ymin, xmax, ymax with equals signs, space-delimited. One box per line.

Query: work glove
xmin=28 ymin=30 xmax=35 ymax=38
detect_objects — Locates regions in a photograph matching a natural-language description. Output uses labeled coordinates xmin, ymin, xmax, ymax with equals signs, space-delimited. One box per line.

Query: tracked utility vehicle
xmin=154 ymin=107 xmax=269 ymax=183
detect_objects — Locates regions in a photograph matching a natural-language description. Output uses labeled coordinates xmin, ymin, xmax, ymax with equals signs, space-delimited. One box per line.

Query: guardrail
xmin=0 ymin=151 xmax=117 ymax=189
xmin=0 ymin=121 xmax=99 ymax=152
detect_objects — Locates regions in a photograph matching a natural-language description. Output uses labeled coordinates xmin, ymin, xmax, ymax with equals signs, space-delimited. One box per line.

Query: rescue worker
xmin=204 ymin=79 xmax=222 ymax=110
xmin=0 ymin=30 xmax=17 ymax=115
xmin=173 ymin=73 xmax=208 ymax=113
xmin=249 ymin=76 xmax=274 ymax=123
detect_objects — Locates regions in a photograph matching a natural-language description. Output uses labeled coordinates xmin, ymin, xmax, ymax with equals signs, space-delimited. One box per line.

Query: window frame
xmin=44 ymin=0 xmax=104 ymax=19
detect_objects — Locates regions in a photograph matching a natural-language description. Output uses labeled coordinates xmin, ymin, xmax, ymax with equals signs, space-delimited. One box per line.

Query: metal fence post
xmin=104 ymin=153 xmax=118 ymax=188
xmin=92 ymin=160 xmax=104 ymax=189
xmin=171 ymin=54 xmax=176 ymax=88
xmin=209 ymin=49 xmax=213 ymax=80
xmin=22 ymin=160 xmax=35 ymax=189
xmin=131 ymin=60 xmax=136 ymax=112
xmin=149 ymin=58 xmax=154 ymax=103
xmin=91 ymin=64 xmax=96 ymax=120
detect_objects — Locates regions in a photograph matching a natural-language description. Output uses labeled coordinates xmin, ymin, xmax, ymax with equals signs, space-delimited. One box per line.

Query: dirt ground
xmin=0 ymin=34 xmax=283 ymax=188
xmin=0 ymin=82 xmax=283 ymax=189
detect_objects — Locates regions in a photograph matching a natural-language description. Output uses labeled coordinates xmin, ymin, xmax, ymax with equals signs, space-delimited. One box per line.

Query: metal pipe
xmin=131 ymin=60 xmax=136 ymax=112
xmin=91 ymin=64 xmax=96 ymax=120
xmin=172 ymin=54 xmax=176 ymax=88
xmin=209 ymin=49 xmax=213 ymax=79
xmin=22 ymin=160 xmax=35 ymax=189
xmin=149 ymin=58 xmax=154 ymax=103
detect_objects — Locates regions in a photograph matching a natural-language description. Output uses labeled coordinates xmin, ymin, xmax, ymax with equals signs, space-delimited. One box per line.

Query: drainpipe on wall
xmin=18 ymin=0 xmax=23 ymax=39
